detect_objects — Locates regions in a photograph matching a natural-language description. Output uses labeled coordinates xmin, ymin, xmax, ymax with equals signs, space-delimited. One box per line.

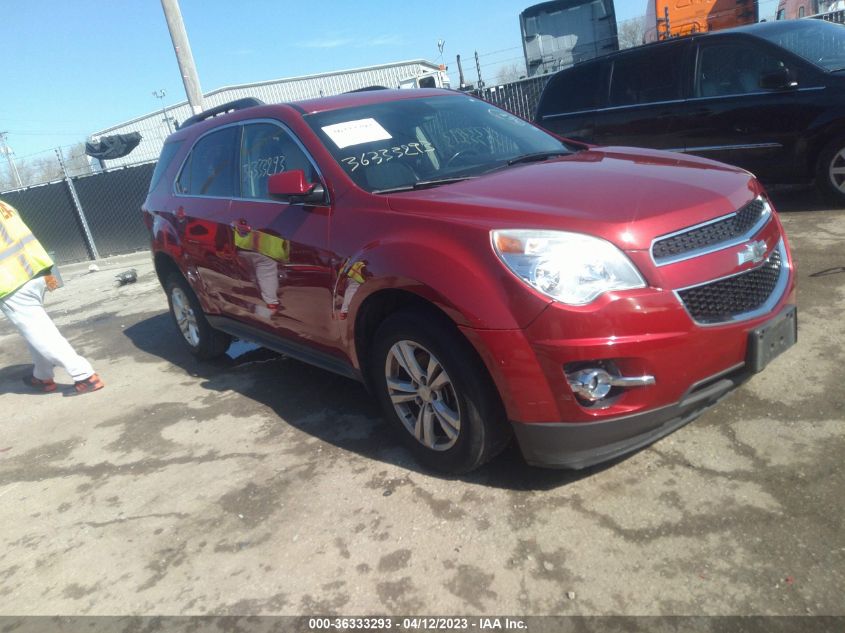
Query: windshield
xmin=755 ymin=21 xmax=845 ymax=72
xmin=305 ymin=95 xmax=570 ymax=192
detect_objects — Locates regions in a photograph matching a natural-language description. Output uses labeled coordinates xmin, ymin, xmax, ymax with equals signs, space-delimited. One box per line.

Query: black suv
xmin=535 ymin=20 xmax=845 ymax=204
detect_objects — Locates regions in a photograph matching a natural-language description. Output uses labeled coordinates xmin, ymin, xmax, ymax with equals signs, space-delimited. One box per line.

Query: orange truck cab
xmin=645 ymin=0 xmax=758 ymax=41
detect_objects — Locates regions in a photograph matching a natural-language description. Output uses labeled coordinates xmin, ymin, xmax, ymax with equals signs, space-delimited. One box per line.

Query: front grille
xmin=653 ymin=198 xmax=767 ymax=263
xmin=677 ymin=246 xmax=783 ymax=324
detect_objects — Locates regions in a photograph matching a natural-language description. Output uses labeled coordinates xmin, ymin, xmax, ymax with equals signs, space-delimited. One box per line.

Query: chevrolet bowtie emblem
xmin=737 ymin=240 xmax=767 ymax=266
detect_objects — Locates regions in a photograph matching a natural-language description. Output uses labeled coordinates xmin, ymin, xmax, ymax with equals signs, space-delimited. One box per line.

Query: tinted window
xmin=179 ymin=127 xmax=238 ymax=197
xmin=148 ymin=141 xmax=182 ymax=193
xmin=755 ymin=21 xmax=845 ymax=72
xmin=537 ymin=62 xmax=605 ymax=118
xmin=697 ymin=43 xmax=791 ymax=97
xmin=240 ymin=123 xmax=317 ymax=200
xmin=609 ymin=45 xmax=684 ymax=106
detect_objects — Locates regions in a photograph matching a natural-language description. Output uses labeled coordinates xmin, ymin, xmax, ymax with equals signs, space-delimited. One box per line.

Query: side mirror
xmin=267 ymin=170 xmax=326 ymax=204
xmin=760 ymin=68 xmax=798 ymax=91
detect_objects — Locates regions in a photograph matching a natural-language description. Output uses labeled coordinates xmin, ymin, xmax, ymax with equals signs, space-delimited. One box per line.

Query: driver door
xmin=228 ymin=121 xmax=335 ymax=348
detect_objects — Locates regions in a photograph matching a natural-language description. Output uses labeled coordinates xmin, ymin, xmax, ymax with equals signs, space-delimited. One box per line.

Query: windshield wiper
xmin=372 ymin=176 xmax=475 ymax=194
xmin=507 ymin=150 xmax=570 ymax=166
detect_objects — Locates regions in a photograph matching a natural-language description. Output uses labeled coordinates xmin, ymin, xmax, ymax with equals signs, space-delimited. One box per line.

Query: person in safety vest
xmin=0 ymin=200 xmax=104 ymax=394
xmin=339 ymin=260 xmax=366 ymax=319
xmin=233 ymin=226 xmax=289 ymax=314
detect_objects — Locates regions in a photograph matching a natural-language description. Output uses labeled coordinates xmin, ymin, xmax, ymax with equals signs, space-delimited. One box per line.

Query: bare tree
xmin=618 ymin=16 xmax=647 ymax=50
xmin=495 ymin=63 xmax=525 ymax=85
xmin=63 ymin=142 xmax=94 ymax=178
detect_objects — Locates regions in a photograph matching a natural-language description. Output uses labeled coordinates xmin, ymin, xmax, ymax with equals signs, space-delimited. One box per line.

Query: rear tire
xmin=164 ymin=273 xmax=231 ymax=360
xmin=370 ymin=310 xmax=511 ymax=474
xmin=816 ymin=135 xmax=845 ymax=207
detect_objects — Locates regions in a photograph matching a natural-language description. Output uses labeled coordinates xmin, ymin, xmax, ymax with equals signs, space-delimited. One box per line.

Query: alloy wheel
xmin=171 ymin=286 xmax=201 ymax=347
xmin=385 ymin=340 xmax=461 ymax=451
xmin=829 ymin=147 xmax=845 ymax=194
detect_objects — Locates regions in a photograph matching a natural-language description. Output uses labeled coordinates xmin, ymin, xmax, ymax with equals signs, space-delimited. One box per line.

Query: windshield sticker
xmin=322 ymin=118 xmax=392 ymax=149
xmin=341 ymin=142 xmax=435 ymax=172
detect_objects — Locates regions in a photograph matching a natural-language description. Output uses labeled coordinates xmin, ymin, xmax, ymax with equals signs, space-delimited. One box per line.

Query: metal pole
xmin=160 ymin=0 xmax=205 ymax=115
xmin=56 ymin=148 xmax=99 ymax=260
xmin=153 ymin=90 xmax=173 ymax=134
xmin=475 ymin=51 xmax=484 ymax=89
xmin=456 ymin=54 xmax=466 ymax=89
xmin=0 ymin=132 xmax=23 ymax=188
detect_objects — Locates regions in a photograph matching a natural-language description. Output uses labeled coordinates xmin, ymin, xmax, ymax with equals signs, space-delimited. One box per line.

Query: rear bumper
xmin=512 ymin=363 xmax=751 ymax=469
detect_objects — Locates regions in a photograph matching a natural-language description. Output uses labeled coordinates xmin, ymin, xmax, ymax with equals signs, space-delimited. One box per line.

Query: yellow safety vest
xmin=0 ymin=201 xmax=53 ymax=299
xmin=347 ymin=260 xmax=366 ymax=284
xmin=232 ymin=228 xmax=289 ymax=262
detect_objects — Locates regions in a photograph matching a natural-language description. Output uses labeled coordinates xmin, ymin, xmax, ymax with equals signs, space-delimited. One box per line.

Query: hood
xmin=385 ymin=147 xmax=760 ymax=251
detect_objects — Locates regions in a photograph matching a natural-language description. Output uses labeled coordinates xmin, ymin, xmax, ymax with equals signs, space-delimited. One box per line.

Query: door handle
xmin=231 ymin=219 xmax=252 ymax=236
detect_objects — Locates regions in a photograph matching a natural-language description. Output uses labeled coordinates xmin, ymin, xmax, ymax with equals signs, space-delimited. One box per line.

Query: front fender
xmin=338 ymin=226 xmax=552 ymax=338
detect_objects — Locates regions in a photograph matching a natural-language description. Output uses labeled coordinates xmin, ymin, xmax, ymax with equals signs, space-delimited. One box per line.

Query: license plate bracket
xmin=747 ymin=305 xmax=797 ymax=373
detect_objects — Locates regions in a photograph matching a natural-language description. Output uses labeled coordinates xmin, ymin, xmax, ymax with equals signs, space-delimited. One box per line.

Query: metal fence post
xmin=55 ymin=147 xmax=100 ymax=260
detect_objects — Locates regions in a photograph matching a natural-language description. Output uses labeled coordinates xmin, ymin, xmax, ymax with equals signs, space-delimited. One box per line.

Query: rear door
xmin=173 ymin=125 xmax=240 ymax=316
xmin=677 ymin=36 xmax=826 ymax=181
xmin=592 ymin=39 xmax=693 ymax=150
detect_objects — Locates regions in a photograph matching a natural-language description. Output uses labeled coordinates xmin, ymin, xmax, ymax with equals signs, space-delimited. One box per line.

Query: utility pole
xmin=160 ymin=0 xmax=205 ymax=115
xmin=474 ymin=51 xmax=484 ymax=90
xmin=0 ymin=132 xmax=23 ymax=188
xmin=456 ymin=54 xmax=467 ymax=89
xmin=152 ymin=89 xmax=174 ymax=134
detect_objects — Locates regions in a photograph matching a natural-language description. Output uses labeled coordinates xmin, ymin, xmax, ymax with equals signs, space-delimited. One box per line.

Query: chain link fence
xmin=0 ymin=159 xmax=155 ymax=264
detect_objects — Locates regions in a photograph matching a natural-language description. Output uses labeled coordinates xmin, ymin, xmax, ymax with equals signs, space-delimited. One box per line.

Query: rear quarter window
xmin=148 ymin=141 xmax=182 ymax=193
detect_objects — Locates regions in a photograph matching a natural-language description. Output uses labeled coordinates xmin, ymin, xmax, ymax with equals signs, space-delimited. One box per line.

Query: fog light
xmin=566 ymin=368 xmax=656 ymax=403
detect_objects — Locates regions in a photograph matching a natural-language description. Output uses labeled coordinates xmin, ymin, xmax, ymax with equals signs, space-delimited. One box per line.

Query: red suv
xmin=142 ymin=89 xmax=796 ymax=473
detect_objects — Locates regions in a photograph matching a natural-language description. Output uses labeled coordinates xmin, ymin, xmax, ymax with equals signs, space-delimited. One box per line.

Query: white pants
xmin=0 ymin=276 xmax=94 ymax=382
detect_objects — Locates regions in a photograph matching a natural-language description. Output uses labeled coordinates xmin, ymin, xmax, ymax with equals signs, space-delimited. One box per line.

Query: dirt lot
xmin=0 ymin=190 xmax=843 ymax=617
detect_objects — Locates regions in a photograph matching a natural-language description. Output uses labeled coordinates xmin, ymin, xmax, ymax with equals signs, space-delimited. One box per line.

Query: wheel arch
xmin=352 ymin=288 xmax=502 ymax=405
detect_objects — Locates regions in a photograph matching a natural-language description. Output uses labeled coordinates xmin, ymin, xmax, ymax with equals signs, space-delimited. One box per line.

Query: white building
xmin=90 ymin=60 xmax=448 ymax=168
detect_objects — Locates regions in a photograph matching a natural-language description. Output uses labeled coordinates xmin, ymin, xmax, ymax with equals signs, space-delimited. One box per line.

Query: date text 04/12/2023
xmin=306 ymin=617 xmax=528 ymax=630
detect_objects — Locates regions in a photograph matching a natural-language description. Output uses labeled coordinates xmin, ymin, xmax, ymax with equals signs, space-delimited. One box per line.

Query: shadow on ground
xmin=123 ymin=313 xmax=616 ymax=491
xmin=0 ymin=363 xmax=62 ymax=395
xmin=767 ymin=185 xmax=832 ymax=212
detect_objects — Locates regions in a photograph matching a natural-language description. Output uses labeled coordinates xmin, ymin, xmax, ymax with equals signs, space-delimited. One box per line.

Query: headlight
xmin=492 ymin=229 xmax=646 ymax=305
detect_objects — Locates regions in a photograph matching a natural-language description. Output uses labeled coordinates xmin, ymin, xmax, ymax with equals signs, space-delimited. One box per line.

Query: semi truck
xmin=520 ymin=0 xmax=619 ymax=77
xmin=776 ymin=0 xmax=844 ymax=20
xmin=644 ymin=0 xmax=758 ymax=42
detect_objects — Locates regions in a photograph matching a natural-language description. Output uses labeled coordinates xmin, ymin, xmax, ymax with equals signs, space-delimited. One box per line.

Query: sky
xmin=1 ymin=0 xmax=780 ymax=164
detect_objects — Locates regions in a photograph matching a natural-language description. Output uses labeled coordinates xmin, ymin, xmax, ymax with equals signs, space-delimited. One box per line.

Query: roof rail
xmin=346 ymin=85 xmax=389 ymax=93
xmin=177 ymin=97 xmax=265 ymax=130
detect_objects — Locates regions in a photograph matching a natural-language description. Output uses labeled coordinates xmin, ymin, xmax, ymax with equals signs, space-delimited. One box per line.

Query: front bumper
xmin=511 ymin=362 xmax=749 ymax=469
xmin=460 ymin=289 xmax=797 ymax=469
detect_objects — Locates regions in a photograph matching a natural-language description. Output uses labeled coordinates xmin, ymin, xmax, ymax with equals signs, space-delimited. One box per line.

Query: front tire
xmin=816 ymin=135 xmax=845 ymax=207
xmin=165 ymin=273 xmax=231 ymax=360
xmin=370 ymin=310 xmax=511 ymax=473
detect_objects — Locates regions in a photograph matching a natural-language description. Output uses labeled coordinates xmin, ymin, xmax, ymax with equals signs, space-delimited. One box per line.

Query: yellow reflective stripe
xmin=17 ymin=253 xmax=34 ymax=277
xmin=0 ymin=220 xmax=14 ymax=245
xmin=0 ymin=234 xmax=37 ymax=262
